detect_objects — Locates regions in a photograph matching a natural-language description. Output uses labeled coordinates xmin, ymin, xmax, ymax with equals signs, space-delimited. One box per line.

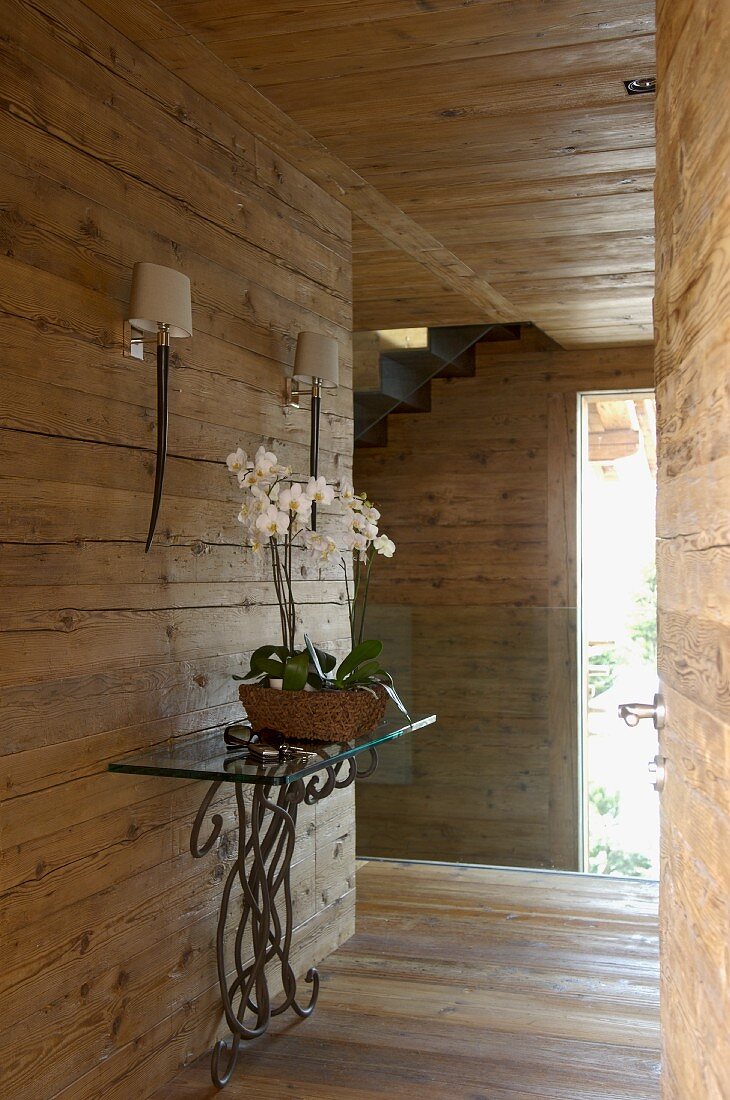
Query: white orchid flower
xmin=363 ymin=505 xmax=380 ymax=523
xmin=318 ymin=536 xmax=337 ymax=561
xmin=226 ymin=447 xmax=247 ymax=473
xmin=351 ymin=513 xmax=378 ymax=540
xmin=374 ymin=534 xmax=396 ymax=557
xmin=255 ymin=505 xmax=290 ymax=536
xmin=240 ymin=469 xmax=262 ymax=489
xmin=339 ymin=479 xmax=357 ymax=506
xmin=253 ymin=446 xmax=278 ymax=479
xmin=344 ymin=530 xmax=369 ymax=554
xmin=279 ymin=483 xmax=312 ymax=515
xmin=306 ymin=476 xmax=335 ymax=505
xmin=303 ymin=530 xmax=337 ymax=562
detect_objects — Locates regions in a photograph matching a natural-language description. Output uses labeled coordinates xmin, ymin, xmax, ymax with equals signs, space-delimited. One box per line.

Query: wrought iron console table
xmin=108 ymin=714 xmax=436 ymax=1088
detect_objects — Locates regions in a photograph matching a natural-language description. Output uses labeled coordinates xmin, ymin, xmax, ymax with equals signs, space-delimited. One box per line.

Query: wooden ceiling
xmin=159 ymin=0 xmax=656 ymax=347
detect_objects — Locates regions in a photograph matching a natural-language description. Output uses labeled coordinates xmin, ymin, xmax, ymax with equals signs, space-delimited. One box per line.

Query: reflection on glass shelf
xmin=108 ymin=714 xmax=436 ymax=786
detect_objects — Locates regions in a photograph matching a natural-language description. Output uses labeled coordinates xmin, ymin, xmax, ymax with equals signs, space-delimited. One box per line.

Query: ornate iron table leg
xmin=190 ymin=750 xmax=379 ymax=1089
xmin=191 ymin=779 xmax=319 ymax=1087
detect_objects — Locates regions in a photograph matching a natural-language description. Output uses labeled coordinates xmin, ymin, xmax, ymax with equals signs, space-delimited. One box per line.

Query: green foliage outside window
xmin=588 ymin=783 xmax=652 ymax=877
xmin=628 ymin=566 xmax=657 ymax=664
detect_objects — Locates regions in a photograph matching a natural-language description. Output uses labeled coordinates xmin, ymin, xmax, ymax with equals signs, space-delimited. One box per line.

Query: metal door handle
xmin=618 ymin=693 xmax=666 ymax=729
xmin=648 ymin=754 xmax=667 ymax=792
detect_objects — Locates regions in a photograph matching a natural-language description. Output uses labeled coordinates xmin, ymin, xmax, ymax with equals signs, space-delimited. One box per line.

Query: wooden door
xmin=655 ymin=0 xmax=730 ymax=1095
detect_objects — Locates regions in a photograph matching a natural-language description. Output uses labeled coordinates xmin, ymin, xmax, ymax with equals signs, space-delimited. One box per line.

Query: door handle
xmin=648 ymin=754 xmax=667 ymax=792
xmin=618 ymin=693 xmax=666 ymax=729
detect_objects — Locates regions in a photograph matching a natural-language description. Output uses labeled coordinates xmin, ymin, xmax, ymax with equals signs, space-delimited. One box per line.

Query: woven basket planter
xmin=239 ymin=683 xmax=388 ymax=742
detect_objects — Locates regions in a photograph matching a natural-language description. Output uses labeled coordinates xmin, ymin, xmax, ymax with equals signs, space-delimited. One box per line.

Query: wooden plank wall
xmin=355 ymin=338 xmax=653 ymax=869
xmin=655 ymin=0 xmax=730 ymax=1095
xmin=0 ymin=2 xmax=354 ymax=1097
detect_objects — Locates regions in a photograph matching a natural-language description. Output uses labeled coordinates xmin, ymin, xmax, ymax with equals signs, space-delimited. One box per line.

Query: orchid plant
xmin=226 ymin=445 xmax=397 ymax=694
xmin=226 ymin=445 xmax=339 ymax=656
xmin=338 ymin=480 xmax=395 ymax=648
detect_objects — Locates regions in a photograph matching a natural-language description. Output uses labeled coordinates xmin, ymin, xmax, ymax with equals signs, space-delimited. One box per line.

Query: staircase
xmin=354 ymin=324 xmax=521 ymax=447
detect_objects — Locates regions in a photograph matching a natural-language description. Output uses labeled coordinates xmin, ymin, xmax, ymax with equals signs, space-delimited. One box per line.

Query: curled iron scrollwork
xmin=191 ymin=741 xmax=380 ymax=1087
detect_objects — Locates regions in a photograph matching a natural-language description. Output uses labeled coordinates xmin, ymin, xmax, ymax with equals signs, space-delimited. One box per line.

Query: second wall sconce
xmin=127 ymin=262 xmax=192 ymax=552
xmin=287 ymin=331 xmax=339 ymax=529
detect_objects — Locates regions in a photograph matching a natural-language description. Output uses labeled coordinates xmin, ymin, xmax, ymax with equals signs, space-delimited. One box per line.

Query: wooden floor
xmin=154 ymin=862 xmax=660 ymax=1100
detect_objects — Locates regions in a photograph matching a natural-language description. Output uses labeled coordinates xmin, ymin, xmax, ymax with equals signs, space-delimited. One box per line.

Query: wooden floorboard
xmin=152 ymin=862 xmax=660 ymax=1100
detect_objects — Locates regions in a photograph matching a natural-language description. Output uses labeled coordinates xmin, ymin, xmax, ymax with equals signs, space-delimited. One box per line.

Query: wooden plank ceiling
xmin=158 ymin=0 xmax=656 ymax=347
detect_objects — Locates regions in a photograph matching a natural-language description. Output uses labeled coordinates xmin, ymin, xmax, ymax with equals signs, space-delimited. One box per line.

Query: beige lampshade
xmin=128 ymin=262 xmax=193 ymax=338
xmin=293 ymin=331 xmax=339 ymax=388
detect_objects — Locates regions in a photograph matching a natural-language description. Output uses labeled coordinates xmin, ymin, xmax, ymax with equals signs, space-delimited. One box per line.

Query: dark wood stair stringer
xmin=355 ymin=324 xmax=521 ymax=447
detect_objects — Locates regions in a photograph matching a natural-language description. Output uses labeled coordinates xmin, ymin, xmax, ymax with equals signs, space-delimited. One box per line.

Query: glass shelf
xmin=108 ymin=714 xmax=436 ymax=786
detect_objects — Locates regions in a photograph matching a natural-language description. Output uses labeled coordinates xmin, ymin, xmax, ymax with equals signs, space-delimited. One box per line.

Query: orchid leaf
xmin=341 ymin=659 xmax=383 ymax=685
xmin=250 ymin=645 xmax=288 ymax=673
xmin=233 ymin=669 xmax=267 ymax=682
xmin=283 ymin=650 xmax=309 ymax=691
xmin=380 ymin=681 xmax=411 ymax=721
xmin=313 ymin=646 xmax=337 ymax=674
xmin=256 ymin=658 xmax=289 ymax=679
xmin=304 ymin=634 xmax=337 ymax=681
xmin=337 ymin=639 xmax=383 ymax=681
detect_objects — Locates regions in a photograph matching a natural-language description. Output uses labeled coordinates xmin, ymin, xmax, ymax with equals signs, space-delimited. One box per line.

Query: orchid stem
xmin=358 ymin=550 xmax=375 ymax=645
xmin=342 ymin=558 xmax=355 ymax=648
xmin=270 ymin=539 xmax=288 ymax=651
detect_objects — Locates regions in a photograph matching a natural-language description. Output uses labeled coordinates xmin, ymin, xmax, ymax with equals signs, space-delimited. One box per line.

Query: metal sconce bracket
xmin=124 ymin=320 xmax=146 ymax=361
xmin=284 ymin=377 xmax=307 ymax=409
xmin=283 ymin=377 xmax=324 ymax=529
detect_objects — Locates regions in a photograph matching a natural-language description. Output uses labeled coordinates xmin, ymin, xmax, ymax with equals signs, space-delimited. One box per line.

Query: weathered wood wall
xmin=655 ymin=0 xmax=730 ymax=1095
xmin=355 ymin=337 xmax=653 ymax=869
xmin=0 ymin=2 xmax=354 ymax=1097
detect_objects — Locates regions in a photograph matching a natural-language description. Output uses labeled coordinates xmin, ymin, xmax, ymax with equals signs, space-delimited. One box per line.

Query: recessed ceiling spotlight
xmin=624 ymin=76 xmax=656 ymax=95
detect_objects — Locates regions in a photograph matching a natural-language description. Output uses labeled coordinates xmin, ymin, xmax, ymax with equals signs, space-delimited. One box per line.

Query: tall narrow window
xmin=579 ymin=392 xmax=659 ymax=878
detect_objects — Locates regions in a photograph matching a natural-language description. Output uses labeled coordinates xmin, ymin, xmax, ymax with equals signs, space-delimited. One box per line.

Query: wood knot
xmin=59 ymin=610 xmax=79 ymax=631
xmin=79 ymin=213 xmax=102 ymax=240
xmin=115 ymin=970 xmax=130 ymax=990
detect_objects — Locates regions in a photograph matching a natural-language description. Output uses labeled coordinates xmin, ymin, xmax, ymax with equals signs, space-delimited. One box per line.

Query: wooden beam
xmin=82 ymin=0 xmax=521 ymax=324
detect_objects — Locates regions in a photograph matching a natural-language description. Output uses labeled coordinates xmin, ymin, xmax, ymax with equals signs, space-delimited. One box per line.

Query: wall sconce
xmin=126 ymin=262 xmax=192 ymax=552
xmin=287 ymin=331 xmax=339 ymax=529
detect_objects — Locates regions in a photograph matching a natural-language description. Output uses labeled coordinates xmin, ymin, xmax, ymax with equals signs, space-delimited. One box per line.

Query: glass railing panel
xmin=357 ymin=604 xmax=581 ymax=870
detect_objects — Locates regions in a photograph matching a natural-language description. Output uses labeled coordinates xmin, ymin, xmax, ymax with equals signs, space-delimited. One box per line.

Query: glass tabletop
xmin=108 ymin=714 xmax=436 ymax=786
